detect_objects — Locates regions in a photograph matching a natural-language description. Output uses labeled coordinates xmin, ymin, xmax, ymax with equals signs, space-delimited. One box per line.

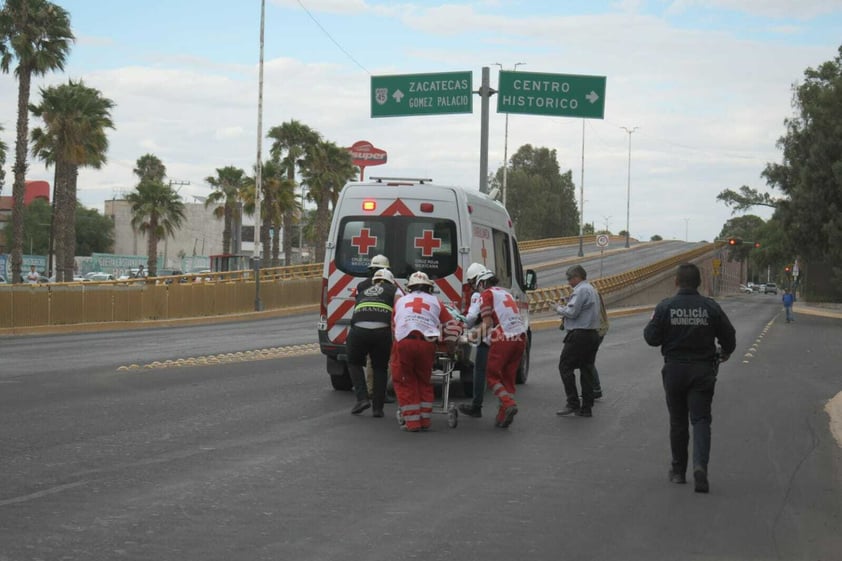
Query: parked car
xmin=739 ymin=284 xmax=754 ymax=293
xmin=764 ymin=282 xmax=778 ymax=294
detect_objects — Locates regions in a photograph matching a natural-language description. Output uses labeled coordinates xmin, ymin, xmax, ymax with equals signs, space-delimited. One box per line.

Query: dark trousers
xmin=346 ymin=326 xmax=392 ymax=410
xmin=558 ymin=330 xmax=600 ymax=408
xmin=470 ymin=343 xmax=489 ymax=408
xmin=662 ymin=361 xmax=717 ymax=474
xmin=581 ymin=335 xmax=604 ymax=393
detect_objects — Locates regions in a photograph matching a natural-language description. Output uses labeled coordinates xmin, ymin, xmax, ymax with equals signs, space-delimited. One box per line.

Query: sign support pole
xmin=578 ymin=120 xmax=585 ymax=257
xmin=478 ymin=66 xmax=492 ymax=194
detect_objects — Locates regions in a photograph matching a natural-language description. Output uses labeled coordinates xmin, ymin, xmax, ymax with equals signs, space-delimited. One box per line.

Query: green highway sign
xmin=497 ymin=70 xmax=606 ymax=119
xmin=371 ymin=71 xmax=473 ymax=117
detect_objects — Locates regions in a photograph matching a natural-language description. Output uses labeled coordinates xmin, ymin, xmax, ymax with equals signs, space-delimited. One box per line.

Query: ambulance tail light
xmin=467 ymin=204 xmax=473 ymax=214
xmin=362 ymin=200 xmax=376 ymax=212
xmin=320 ymin=277 xmax=329 ymax=318
xmin=420 ymin=202 xmax=434 ymax=213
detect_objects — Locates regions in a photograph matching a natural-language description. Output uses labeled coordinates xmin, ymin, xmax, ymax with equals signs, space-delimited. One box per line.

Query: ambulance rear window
xmin=336 ymin=217 xmax=457 ymax=279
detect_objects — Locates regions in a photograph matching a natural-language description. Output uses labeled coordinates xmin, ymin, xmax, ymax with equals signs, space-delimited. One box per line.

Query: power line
xmin=296 ymin=0 xmax=371 ymax=75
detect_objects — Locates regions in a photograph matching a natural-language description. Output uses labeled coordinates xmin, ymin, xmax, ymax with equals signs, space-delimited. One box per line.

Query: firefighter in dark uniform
xmin=644 ymin=263 xmax=736 ymax=493
xmin=347 ymin=267 xmax=398 ymax=418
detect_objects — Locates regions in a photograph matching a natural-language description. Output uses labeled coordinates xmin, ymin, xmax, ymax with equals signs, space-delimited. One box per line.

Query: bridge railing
xmin=0 ymin=243 xmax=720 ymax=331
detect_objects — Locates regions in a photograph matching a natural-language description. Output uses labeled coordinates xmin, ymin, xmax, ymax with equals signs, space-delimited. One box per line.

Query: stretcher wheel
xmin=447 ymin=404 xmax=458 ymax=428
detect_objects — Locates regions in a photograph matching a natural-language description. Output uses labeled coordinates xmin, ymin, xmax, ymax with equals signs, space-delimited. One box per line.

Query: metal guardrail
xmin=526 ymin=242 xmax=717 ymax=314
xmin=518 ymin=235 xmax=628 ymax=252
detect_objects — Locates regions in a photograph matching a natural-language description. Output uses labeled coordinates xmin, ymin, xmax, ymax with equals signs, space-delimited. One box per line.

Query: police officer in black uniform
xmin=644 ymin=263 xmax=736 ymax=493
xmin=347 ymin=267 xmax=398 ymax=417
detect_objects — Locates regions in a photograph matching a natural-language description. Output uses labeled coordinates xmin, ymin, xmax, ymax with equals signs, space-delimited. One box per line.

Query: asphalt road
xmin=1 ymin=294 xmax=840 ymax=560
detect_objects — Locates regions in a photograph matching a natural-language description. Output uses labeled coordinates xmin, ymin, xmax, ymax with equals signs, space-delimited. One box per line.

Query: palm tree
xmin=267 ymin=120 xmax=320 ymax=266
xmin=262 ymin=160 xmax=297 ymax=266
xmin=300 ymin=140 xmax=357 ymax=263
xmin=205 ymin=166 xmax=248 ymax=255
xmin=0 ymin=0 xmax=73 ymax=283
xmin=0 ymin=124 xmax=7 ymax=192
xmin=30 ymin=80 xmax=115 ymax=282
xmin=126 ymin=180 xmax=186 ymax=277
xmin=134 ymin=153 xmax=166 ymax=183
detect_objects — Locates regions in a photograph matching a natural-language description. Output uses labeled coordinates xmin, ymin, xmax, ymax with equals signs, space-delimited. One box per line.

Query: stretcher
xmin=395 ymin=351 xmax=460 ymax=429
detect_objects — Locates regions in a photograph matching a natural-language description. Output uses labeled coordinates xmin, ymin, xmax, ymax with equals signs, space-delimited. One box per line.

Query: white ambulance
xmin=317 ymin=177 xmax=537 ymax=393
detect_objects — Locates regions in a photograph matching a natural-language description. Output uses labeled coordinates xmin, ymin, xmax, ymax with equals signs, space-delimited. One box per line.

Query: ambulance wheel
xmin=330 ymin=372 xmax=353 ymax=391
xmin=447 ymin=404 xmax=458 ymax=428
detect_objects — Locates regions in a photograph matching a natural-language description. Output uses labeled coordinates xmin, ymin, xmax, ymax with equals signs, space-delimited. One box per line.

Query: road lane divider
xmin=117 ymin=343 xmax=321 ymax=371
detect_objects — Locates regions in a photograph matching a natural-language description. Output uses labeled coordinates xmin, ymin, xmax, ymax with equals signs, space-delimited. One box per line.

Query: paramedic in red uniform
xmin=477 ymin=270 xmax=526 ymax=428
xmin=392 ymin=271 xmax=461 ymax=432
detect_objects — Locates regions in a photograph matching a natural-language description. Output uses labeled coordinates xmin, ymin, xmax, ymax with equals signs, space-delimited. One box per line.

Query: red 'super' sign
xmin=348 ymin=140 xmax=387 ymax=168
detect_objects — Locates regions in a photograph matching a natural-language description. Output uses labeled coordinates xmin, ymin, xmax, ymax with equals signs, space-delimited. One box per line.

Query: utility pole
xmin=492 ymin=62 xmax=524 ymax=206
xmin=621 ymin=126 xmax=638 ymax=249
xmin=253 ymin=0 xmax=266 ymax=311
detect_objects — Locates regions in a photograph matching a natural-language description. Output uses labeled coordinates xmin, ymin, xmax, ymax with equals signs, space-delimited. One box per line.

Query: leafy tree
xmin=126 ymin=179 xmax=186 ymax=276
xmin=0 ymin=0 xmax=74 ymax=282
xmin=134 ymin=153 xmax=167 ymax=183
xmin=300 ymin=139 xmax=357 ymax=263
xmin=717 ymin=215 xmax=767 ymax=262
xmin=74 ymin=204 xmax=114 ymax=255
xmin=582 ymin=222 xmax=594 ymax=235
xmin=762 ymin=45 xmax=842 ymax=288
xmin=650 ymin=234 xmax=663 ymax=241
xmin=268 ymin=120 xmax=321 ymax=265
xmin=716 ymin=185 xmax=780 ymax=214
xmin=205 ymin=165 xmax=248 ymax=255
xmin=3 ymin=196 xmax=50 ymax=254
xmin=496 ymin=145 xmax=579 ymax=240
xmin=3 ymin=198 xmax=114 ymax=258
xmin=30 ymin=79 xmax=115 ymax=281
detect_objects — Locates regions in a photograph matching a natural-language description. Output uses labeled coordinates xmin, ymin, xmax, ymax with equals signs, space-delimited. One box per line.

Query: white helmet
xmin=477 ymin=270 xmax=497 ymax=285
xmin=372 ymin=268 xmax=395 ymax=284
xmin=369 ymin=254 xmax=390 ymax=270
xmin=465 ymin=262 xmax=487 ymax=284
xmin=406 ymin=271 xmax=435 ymax=288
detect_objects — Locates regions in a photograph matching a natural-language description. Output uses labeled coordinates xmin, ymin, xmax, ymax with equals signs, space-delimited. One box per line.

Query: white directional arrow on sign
xmin=392 ymin=89 xmax=405 ymax=103
xmin=586 ymin=91 xmax=600 ymax=104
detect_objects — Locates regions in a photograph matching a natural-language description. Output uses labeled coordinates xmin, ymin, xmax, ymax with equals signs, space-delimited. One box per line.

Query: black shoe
xmin=384 ymin=394 xmax=395 ymax=404
xmin=694 ymin=468 xmax=709 ymax=493
xmin=458 ymin=403 xmax=482 ymax=418
xmin=556 ymin=405 xmax=580 ymax=416
xmin=593 ymin=391 xmax=603 ymax=400
xmin=351 ymin=400 xmax=371 ymax=415
xmin=372 ymin=409 xmax=384 ymax=418
xmin=669 ymin=469 xmax=687 ymax=484
xmin=576 ymin=407 xmax=592 ymax=417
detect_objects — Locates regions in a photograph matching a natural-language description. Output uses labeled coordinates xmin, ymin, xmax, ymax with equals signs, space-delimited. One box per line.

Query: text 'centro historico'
xmin=371 ymin=71 xmax=473 ymax=117
xmin=497 ymin=70 xmax=606 ymax=119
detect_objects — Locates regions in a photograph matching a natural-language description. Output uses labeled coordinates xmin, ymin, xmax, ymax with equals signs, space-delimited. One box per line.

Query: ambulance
xmin=317 ymin=177 xmax=537 ymax=393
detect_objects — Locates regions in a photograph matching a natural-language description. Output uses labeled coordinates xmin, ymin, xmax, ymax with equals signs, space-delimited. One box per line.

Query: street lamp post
xmin=621 ymin=126 xmax=638 ymax=249
xmin=493 ymin=62 xmax=524 ymax=207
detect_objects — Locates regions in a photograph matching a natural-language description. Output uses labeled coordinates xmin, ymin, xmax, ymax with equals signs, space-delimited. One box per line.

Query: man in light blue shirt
xmin=555 ymin=265 xmax=601 ymax=417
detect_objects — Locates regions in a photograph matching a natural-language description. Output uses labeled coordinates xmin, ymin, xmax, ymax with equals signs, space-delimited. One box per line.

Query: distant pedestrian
xmin=644 ymin=263 xmax=736 ymax=493
xmin=555 ymin=265 xmax=601 ymax=418
xmin=782 ymin=289 xmax=795 ymax=323
xmin=26 ymin=265 xmax=40 ymax=284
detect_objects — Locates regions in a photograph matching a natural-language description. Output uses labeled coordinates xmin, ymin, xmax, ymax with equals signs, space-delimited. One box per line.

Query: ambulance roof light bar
xmin=370 ymin=176 xmax=434 ymax=185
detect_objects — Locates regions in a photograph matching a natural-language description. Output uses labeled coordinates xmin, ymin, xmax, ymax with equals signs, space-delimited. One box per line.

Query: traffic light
xmin=785 ymin=266 xmax=791 ymax=273
xmin=754 ymin=242 xmax=761 ymax=248
xmin=727 ymin=238 xmax=742 ymax=246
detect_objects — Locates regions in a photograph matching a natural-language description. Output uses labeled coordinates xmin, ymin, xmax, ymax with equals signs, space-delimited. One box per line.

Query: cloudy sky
xmin=1 ymin=0 xmax=841 ymax=242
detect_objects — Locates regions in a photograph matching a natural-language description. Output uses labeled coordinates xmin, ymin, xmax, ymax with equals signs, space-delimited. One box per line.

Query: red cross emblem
xmin=503 ymin=294 xmax=519 ymax=313
xmin=414 ymin=230 xmax=442 ymax=257
xmin=405 ymin=297 xmax=431 ymax=313
xmin=351 ymin=228 xmax=378 ymax=255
